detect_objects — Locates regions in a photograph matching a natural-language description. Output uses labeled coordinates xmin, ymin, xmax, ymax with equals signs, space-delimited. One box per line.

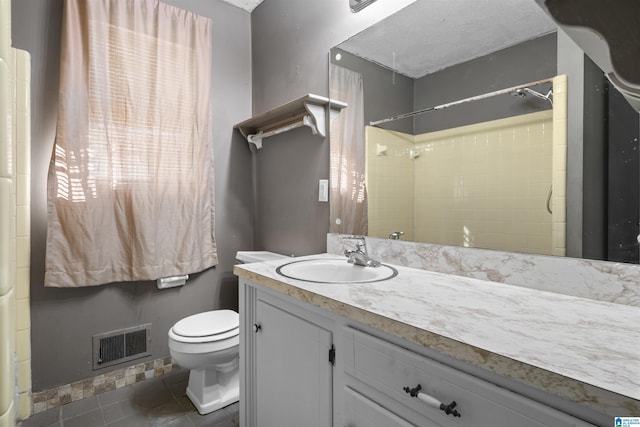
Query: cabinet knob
xmin=403 ymin=384 xmax=461 ymax=418
xmin=253 ymin=323 xmax=262 ymax=333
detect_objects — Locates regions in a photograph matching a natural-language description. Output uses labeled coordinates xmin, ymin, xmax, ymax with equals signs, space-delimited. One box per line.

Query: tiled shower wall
xmin=365 ymin=127 xmax=415 ymax=241
xmin=0 ymin=1 xmax=31 ymax=424
xmin=414 ymin=110 xmax=554 ymax=254
xmin=366 ymin=90 xmax=567 ymax=257
xmin=551 ymin=74 xmax=568 ymax=256
xmin=13 ymin=49 xmax=31 ymax=422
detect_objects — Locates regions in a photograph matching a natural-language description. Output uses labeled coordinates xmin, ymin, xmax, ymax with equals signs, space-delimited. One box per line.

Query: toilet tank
xmin=235 ymin=251 xmax=289 ymax=264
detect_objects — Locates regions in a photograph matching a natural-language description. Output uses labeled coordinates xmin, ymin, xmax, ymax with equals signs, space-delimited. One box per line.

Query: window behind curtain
xmin=45 ymin=0 xmax=217 ymax=287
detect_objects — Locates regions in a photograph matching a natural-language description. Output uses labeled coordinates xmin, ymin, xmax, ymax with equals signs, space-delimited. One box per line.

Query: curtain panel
xmin=329 ymin=64 xmax=368 ymax=235
xmin=45 ymin=0 xmax=217 ymax=287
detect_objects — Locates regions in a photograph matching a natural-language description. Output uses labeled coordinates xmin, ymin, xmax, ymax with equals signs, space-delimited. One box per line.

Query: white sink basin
xmin=276 ymin=258 xmax=398 ymax=283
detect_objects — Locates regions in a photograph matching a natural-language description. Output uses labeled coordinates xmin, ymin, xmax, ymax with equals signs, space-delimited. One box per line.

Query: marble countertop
xmin=234 ymin=253 xmax=640 ymax=416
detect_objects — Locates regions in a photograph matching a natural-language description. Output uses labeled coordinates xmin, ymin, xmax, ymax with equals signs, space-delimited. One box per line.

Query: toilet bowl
xmin=168 ymin=251 xmax=288 ymax=415
xmin=168 ymin=310 xmax=240 ymax=415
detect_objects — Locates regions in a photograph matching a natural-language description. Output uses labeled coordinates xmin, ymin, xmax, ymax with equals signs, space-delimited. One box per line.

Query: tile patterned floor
xmin=19 ymin=369 xmax=239 ymax=427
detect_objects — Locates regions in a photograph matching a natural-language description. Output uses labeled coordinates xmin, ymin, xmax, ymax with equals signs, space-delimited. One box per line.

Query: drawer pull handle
xmin=253 ymin=323 xmax=262 ymax=333
xmin=403 ymin=384 xmax=461 ymax=418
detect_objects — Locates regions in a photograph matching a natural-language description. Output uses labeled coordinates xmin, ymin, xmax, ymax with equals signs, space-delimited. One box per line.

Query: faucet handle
xmin=342 ymin=235 xmax=368 ymax=254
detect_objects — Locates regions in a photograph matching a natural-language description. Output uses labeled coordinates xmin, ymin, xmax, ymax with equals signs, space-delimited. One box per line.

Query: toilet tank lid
xmin=236 ymin=251 xmax=289 ymax=263
xmin=172 ymin=310 xmax=238 ymax=337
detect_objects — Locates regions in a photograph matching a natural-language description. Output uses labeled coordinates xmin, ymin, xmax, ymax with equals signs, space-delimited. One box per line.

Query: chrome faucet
xmin=342 ymin=235 xmax=381 ymax=267
xmin=389 ymin=231 xmax=405 ymax=240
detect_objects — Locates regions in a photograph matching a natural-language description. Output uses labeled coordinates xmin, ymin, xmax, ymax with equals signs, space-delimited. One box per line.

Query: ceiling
xmin=337 ymin=0 xmax=557 ymax=78
xmin=218 ymin=0 xmax=556 ymax=77
xmin=220 ymin=0 xmax=263 ymax=12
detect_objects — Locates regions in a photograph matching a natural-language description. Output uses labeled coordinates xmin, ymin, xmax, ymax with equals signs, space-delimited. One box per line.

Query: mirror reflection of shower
xmin=330 ymin=0 xmax=640 ymax=264
xmin=364 ymin=75 xmax=567 ymax=257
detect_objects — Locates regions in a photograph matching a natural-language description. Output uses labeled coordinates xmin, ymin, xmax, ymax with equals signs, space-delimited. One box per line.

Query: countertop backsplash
xmin=327 ymin=233 xmax=640 ymax=307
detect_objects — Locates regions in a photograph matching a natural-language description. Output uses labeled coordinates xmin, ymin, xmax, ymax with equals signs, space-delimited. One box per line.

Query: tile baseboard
xmin=29 ymin=356 xmax=178 ymax=416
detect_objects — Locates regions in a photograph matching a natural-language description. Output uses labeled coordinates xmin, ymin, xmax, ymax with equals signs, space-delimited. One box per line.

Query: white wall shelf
xmin=234 ymin=94 xmax=347 ymax=149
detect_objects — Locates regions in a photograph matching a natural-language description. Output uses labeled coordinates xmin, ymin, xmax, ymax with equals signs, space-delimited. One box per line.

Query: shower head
xmin=510 ymin=87 xmax=553 ymax=106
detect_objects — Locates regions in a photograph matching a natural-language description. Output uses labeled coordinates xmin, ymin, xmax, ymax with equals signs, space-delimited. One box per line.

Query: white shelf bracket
xmin=247 ymin=132 xmax=264 ymax=150
xmin=302 ymin=114 xmax=319 ymax=135
xmin=304 ymin=102 xmax=326 ymax=137
xmin=304 ymin=101 xmax=345 ymax=139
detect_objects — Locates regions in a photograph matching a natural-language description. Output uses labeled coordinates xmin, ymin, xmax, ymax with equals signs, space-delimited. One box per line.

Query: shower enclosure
xmin=0 ymin=0 xmax=32 ymax=424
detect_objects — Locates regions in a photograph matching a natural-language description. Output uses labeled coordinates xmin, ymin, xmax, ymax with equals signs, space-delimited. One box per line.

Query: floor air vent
xmin=93 ymin=324 xmax=152 ymax=370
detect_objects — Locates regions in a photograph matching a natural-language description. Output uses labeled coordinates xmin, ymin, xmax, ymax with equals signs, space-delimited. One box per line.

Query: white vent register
xmin=234 ymin=94 xmax=347 ymax=149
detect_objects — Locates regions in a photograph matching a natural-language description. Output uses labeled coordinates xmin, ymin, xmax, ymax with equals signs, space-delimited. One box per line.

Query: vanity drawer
xmin=343 ymin=327 xmax=594 ymax=427
xmin=344 ymin=386 xmax=416 ymax=427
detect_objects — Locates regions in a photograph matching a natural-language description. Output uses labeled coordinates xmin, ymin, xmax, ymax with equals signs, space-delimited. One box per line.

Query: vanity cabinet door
xmin=254 ymin=297 xmax=333 ymax=427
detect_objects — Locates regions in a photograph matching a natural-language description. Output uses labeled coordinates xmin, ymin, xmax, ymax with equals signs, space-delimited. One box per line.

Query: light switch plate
xmin=319 ymin=179 xmax=329 ymax=202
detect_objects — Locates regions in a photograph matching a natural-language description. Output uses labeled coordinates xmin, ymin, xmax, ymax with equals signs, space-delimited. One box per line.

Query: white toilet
xmin=168 ymin=309 xmax=240 ymax=414
xmin=168 ymin=251 xmax=287 ymax=415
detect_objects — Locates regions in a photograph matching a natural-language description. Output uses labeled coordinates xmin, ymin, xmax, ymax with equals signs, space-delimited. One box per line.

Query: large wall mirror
xmin=329 ymin=0 xmax=640 ymax=264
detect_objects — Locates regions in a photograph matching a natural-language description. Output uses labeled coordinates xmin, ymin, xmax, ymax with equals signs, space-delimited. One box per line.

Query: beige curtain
xmin=329 ymin=64 xmax=368 ymax=235
xmin=45 ymin=0 xmax=217 ymax=287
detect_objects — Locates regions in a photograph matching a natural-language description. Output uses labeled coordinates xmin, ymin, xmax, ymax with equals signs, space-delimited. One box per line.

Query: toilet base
xmin=186 ymin=358 xmax=240 ymax=415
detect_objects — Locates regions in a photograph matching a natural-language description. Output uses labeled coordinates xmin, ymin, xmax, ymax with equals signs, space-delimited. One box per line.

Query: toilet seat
xmin=170 ymin=310 xmax=239 ymax=344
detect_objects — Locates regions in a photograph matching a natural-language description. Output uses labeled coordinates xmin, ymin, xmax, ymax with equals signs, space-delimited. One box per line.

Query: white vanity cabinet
xmin=239 ymin=278 xmax=598 ymax=427
xmin=342 ymin=327 xmax=595 ymax=427
xmin=240 ymin=282 xmax=334 ymax=427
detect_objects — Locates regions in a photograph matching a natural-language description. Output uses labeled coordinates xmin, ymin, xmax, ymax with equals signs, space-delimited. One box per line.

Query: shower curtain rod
xmin=369 ymin=77 xmax=555 ymax=126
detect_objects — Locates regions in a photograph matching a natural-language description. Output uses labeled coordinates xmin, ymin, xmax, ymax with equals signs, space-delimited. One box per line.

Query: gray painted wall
xmin=250 ymin=0 xmax=414 ymax=256
xmin=12 ymin=0 xmax=253 ymax=390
